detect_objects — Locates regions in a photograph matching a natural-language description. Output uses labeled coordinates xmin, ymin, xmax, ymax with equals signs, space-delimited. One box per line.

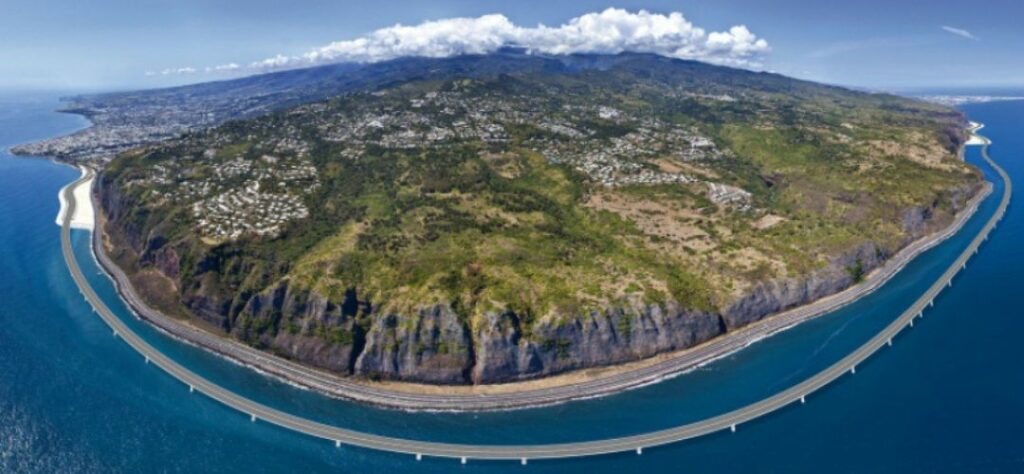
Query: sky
xmin=1 ymin=0 xmax=1022 ymax=92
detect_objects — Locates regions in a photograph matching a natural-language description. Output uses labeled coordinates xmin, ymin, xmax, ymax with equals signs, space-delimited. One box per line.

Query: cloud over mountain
xmin=236 ymin=8 xmax=769 ymax=73
xmin=145 ymin=66 xmax=198 ymax=76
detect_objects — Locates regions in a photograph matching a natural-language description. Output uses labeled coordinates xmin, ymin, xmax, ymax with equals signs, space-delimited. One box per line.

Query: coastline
xmin=56 ymin=126 xmax=1011 ymax=461
xmin=55 ymin=165 xmax=94 ymax=230
xmin=967 ymin=121 xmax=990 ymax=146
xmin=81 ymin=126 xmax=995 ymax=411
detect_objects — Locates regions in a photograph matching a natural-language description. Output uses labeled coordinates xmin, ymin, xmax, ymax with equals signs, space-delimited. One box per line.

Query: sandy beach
xmin=56 ymin=166 xmax=94 ymax=230
xmin=967 ymin=121 xmax=991 ymax=146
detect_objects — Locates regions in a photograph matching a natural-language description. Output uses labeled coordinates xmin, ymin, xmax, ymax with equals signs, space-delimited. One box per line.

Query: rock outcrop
xmin=724 ymin=242 xmax=886 ymax=329
xmin=235 ymin=282 xmax=365 ymax=374
xmin=354 ymin=305 xmax=474 ymax=384
xmin=472 ymin=304 xmax=723 ymax=383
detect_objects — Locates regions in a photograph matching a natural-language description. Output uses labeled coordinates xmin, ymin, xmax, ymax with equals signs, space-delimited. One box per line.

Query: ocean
xmin=0 ymin=93 xmax=1021 ymax=473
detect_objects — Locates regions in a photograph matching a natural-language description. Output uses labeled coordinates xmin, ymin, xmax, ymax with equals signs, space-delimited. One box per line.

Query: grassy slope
xmin=101 ymin=55 xmax=980 ymax=343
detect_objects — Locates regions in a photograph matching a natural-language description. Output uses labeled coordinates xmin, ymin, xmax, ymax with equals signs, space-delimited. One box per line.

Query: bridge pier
xmin=910 ymin=319 xmax=914 ymax=327
xmin=336 ymin=440 xmax=341 ymax=448
xmin=250 ymin=414 xmax=256 ymax=422
xmin=189 ymin=385 xmax=194 ymax=393
xmin=636 ymin=447 xmax=643 ymax=455
xmin=53 ymin=149 xmax=1008 ymax=461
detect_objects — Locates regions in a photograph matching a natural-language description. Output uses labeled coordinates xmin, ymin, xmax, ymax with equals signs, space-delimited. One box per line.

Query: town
xmin=307 ymin=84 xmax=752 ymax=201
xmin=29 ymin=79 xmax=758 ymax=243
xmin=135 ymin=152 xmax=319 ymax=242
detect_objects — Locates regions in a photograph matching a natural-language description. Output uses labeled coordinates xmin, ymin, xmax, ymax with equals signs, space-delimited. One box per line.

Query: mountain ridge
xmin=29 ymin=52 xmax=983 ymax=384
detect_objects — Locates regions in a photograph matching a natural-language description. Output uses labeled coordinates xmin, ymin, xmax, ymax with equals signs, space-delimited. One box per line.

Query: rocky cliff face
xmin=725 ymin=182 xmax=978 ymax=330
xmin=194 ymin=279 xmax=725 ymax=384
xmin=901 ymin=182 xmax=978 ymax=238
xmin=724 ymin=242 xmax=886 ymax=329
xmin=472 ymin=303 xmax=724 ymax=383
xmin=235 ymin=283 xmax=365 ymax=374
xmin=97 ymin=175 xmax=980 ymax=385
xmin=353 ymin=305 xmax=474 ymax=384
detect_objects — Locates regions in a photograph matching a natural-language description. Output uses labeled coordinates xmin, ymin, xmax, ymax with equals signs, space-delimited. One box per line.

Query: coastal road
xmin=61 ymin=136 xmax=1010 ymax=462
xmin=88 ymin=163 xmax=992 ymax=412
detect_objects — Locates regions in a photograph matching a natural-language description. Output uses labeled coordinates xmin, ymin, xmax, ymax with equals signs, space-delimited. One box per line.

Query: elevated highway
xmin=60 ymin=137 xmax=1009 ymax=462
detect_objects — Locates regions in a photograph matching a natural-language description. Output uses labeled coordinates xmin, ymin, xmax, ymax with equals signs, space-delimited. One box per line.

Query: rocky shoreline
xmin=97 ymin=157 xmax=983 ymax=386
xmin=87 ymin=169 xmax=992 ymax=410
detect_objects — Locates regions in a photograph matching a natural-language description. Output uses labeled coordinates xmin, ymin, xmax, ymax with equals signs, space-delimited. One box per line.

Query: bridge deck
xmin=60 ymin=139 xmax=1009 ymax=462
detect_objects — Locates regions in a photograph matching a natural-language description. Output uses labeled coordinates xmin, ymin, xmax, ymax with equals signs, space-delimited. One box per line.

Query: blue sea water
xmin=0 ymin=92 xmax=1021 ymax=473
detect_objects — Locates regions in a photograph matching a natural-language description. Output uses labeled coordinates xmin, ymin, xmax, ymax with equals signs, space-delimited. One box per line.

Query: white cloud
xmin=150 ymin=66 xmax=197 ymax=76
xmin=941 ymin=25 xmax=977 ymax=40
xmin=250 ymin=54 xmax=291 ymax=70
xmin=251 ymin=8 xmax=769 ymax=72
xmin=206 ymin=63 xmax=241 ymax=73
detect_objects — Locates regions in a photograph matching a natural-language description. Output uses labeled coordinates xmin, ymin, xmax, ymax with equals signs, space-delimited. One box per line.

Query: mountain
xmin=89 ymin=52 xmax=980 ymax=384
xmin=15 ymin=51 xmax=959 ymax=162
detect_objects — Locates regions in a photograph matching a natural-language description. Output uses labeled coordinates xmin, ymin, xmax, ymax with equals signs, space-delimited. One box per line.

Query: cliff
xmin=97 ymin=175 xmax=979 ymax=384
xmin=91 ymin=52 xmax=984 ymax=386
